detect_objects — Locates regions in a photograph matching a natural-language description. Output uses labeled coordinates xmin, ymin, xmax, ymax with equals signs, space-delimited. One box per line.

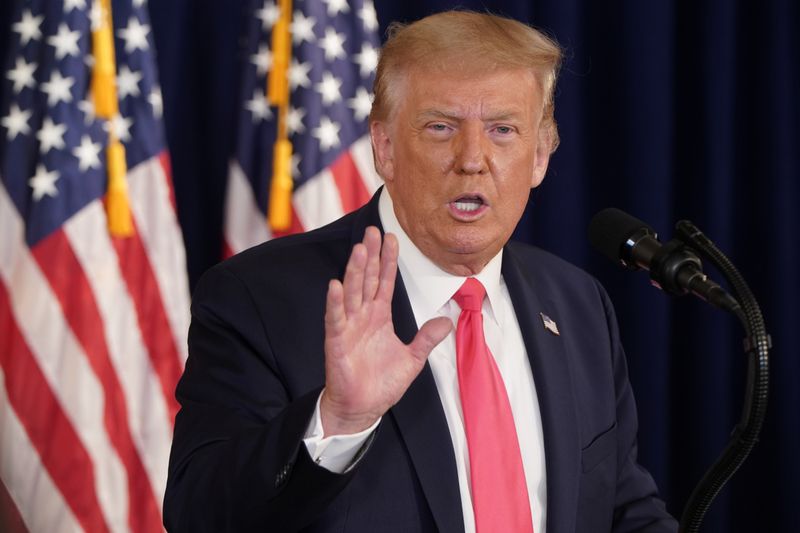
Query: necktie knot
xmin=453 ymin=277 xmax=486 ymax=312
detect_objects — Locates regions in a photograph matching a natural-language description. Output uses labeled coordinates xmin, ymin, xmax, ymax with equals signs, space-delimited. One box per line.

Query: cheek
xmin=408 ymin=139 xmax=453 ymax=174
xmin=496 ymin=190 xmax=528 ymax=222
xmin=496 ymin=145 xmax=535 ymax=171
xmin=495 ymin=174 xmax=535 ymax=217
xmin=403 ymin=153 xmax=451 ymax=192
xmin=494 ymin=151 xmax=537 ymax=191
xmin=432 ymin=145 xmax=455 ymax=174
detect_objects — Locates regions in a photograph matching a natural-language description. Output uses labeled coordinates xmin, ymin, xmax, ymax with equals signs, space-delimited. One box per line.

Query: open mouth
xmin=449 ymin=194 xmax=488 ymax=218
xmin=453 ymin=196 xmax=484 ymax=212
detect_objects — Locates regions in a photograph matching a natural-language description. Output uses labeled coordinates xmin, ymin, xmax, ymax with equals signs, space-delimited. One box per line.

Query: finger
xmin=376 ymin=232 xmax=399 ymax=304
xmin=343 ymin=242 xmax=367 ymax=315
xmin=362 ymin=226 xmax=382 ymax=302
xmin=325 ymin=279 xmax=346 ymax=338
xmin=408 ymin=316 xmax=453 ymax=363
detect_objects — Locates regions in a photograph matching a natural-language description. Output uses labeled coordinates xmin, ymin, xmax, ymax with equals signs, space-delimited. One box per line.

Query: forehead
xmin=396 ymin=65 xmax=543 ymax=119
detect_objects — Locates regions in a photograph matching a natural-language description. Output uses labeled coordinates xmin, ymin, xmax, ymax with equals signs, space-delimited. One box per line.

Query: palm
xmin=321 ymin=227 xmax=452 ymax=437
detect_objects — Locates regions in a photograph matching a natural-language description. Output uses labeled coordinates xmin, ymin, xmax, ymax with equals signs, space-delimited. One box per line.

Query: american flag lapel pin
xmin=540 ymin=313 xmax=560 ymax=336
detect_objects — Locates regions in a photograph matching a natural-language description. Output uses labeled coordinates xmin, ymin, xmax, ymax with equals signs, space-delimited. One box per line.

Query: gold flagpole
xmin=266 ymin=0 xmax=294 ymax=231
xmin=91 ymin=0 xmax=134 ymax=237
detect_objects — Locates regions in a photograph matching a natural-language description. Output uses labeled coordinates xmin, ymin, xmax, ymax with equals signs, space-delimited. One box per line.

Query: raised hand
xmin=320 ymin=226 xmax=453 ymax=437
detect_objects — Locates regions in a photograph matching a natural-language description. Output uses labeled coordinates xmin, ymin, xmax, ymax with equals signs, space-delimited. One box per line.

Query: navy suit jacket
xmin=164 ymin=191 xmax=677 ymax=532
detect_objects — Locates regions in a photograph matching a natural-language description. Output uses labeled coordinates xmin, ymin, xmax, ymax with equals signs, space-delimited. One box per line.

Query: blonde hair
xmin=370 ymin=10 xmax=563 ymax=151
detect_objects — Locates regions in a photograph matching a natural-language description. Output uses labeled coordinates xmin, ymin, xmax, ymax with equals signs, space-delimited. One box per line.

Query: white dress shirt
xmin=304 ymin=188 xmax=548 ymax=532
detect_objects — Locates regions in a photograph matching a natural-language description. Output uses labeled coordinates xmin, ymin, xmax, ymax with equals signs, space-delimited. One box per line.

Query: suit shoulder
xmin=504 ymin=241 xmax=616 ymax=323
xmin=506 ymin=241 xmax=598 ymax=286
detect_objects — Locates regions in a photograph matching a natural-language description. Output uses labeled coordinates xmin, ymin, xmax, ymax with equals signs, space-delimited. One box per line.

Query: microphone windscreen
xmin=588 ymin=208 xmax=654 ymax=263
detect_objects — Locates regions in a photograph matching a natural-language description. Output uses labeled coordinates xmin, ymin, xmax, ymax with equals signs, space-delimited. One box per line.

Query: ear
xmin=531 ymin=123 xmax=554 ymax=188
xmin=370 ymin=120 xmax=395 ymax=181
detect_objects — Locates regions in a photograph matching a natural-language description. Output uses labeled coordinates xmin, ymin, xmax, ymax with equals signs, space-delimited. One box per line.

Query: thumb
xmin=408 ymin=316 xmax=453 ymax=363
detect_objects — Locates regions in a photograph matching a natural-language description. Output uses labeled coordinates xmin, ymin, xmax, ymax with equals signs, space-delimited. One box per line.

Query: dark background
xmin=2 ymin=0 xmax=796 ymax=530
xmin=153 ymin=0 xmax=799 ymax=531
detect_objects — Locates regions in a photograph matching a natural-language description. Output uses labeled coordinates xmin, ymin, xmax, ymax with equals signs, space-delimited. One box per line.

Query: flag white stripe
xmin=349 ymin=135 xmax=383 ymax=195
xmin=0 ymin=367 xmax=82 ymax=533
xmin=127 ymin=157 xmax=191 ymax=366
xmin=64 ymin=200 xmax=173 ymax=511
xmin=224 ymin=160 xmax=272 ymax=254
xmin=293 ymin=168 xmax=346 ymax=231
xmin=0 ymin=184 xmax=129 ymax=533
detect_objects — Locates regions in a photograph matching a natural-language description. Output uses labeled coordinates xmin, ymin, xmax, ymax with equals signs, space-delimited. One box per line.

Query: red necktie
xmin=453 ymin=278 xmax=533 ymax=533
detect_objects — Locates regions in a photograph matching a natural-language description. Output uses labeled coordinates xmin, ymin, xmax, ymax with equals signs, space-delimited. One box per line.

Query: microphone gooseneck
xmin=588 ymin=208 xmax=770 ymax=533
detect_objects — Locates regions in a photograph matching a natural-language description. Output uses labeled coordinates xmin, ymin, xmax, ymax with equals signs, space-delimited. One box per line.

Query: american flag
xmin=223 ymin=0 xmax=383 ymax=255
xmin=539 ymin=312 xmax=561 ymax=336
xmin=0 ymin=1 xmax=189 ymax=532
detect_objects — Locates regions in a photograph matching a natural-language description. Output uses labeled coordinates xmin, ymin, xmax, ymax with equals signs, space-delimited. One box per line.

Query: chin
xmin=442 ymin=231 xmax=501 ymax=257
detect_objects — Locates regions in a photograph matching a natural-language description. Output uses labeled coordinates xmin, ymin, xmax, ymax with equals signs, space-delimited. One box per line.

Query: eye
xmin=428 ymin=123 xmax=449 ymax=132
xmin=494 ymin=125 xmax=514 ymax=135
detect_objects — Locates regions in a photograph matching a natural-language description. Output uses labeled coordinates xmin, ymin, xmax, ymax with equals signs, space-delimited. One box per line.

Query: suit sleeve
xmin=597 ymin=281 xmax=679 ymax=533
xmin=163 ymin=264 xmax=357 ymax=532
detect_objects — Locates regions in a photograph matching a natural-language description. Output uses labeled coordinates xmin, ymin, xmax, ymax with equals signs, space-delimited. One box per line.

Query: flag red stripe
xmin=0 ymin=283 xmax=109 ymax=533
xmin=111 ymin=226 xmax=183 ymax=422
xmin=222 ymin=241 xmax=235 ymax=260
xmin=159 ymin=151 xmax=178 ymax=212
xmin=126 ymin=154 xmax=191 ymax=369
xmin=330 ymin=150 xmax=371 ymax=213
xmin=0 ymin=479 xmax=28 ymax=533
xmin=32 ymin=231 xmax=163 ymax=533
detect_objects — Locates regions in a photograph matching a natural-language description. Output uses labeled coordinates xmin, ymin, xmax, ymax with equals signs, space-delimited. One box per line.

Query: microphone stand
xmin=672 ymin=220 xmax=771 ymax=533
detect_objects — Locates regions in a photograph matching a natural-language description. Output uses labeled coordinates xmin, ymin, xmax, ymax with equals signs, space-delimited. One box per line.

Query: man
xmin=165 ymin=10 xmax=678 ymax=533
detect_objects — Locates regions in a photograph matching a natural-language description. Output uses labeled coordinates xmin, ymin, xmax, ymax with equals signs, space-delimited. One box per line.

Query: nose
xmin=454 ymin=121 xmax=488 ymax=175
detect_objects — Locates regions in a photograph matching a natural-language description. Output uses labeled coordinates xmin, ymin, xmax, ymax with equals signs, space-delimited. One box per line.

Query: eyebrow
xmin=416 ymin=109 xmax=523 ymax=122
xmin=416 ymin=109 xmax=461 ymax=122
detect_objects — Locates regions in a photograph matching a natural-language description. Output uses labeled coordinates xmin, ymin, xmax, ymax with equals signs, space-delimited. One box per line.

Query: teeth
xmin=454 ymin=201 xmax=481 ymax=212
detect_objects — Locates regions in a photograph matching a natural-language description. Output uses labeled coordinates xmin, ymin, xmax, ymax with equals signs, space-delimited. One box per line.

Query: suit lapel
xmin=390 ymin=279 xmax=465 ymax=533
xmin=351 ymin=192 xmax=465 ymax=533
xmin=502 ymin=246 xmax=579 ymax=533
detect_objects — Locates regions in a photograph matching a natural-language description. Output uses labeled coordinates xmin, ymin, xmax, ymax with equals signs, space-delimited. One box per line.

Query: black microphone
xmin=588 ymin=208 xmax=740 ymax=312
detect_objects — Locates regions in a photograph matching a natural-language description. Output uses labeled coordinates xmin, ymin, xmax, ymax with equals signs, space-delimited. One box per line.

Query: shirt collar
xmin=377 ymin=188 xmax=505 ymax=326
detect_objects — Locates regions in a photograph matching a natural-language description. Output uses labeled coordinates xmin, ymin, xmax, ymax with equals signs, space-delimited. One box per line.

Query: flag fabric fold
xmin=223 ymin=0 xmax=383 ymax=256
xmin=0 ymin=1 xmax=190 ymax=531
